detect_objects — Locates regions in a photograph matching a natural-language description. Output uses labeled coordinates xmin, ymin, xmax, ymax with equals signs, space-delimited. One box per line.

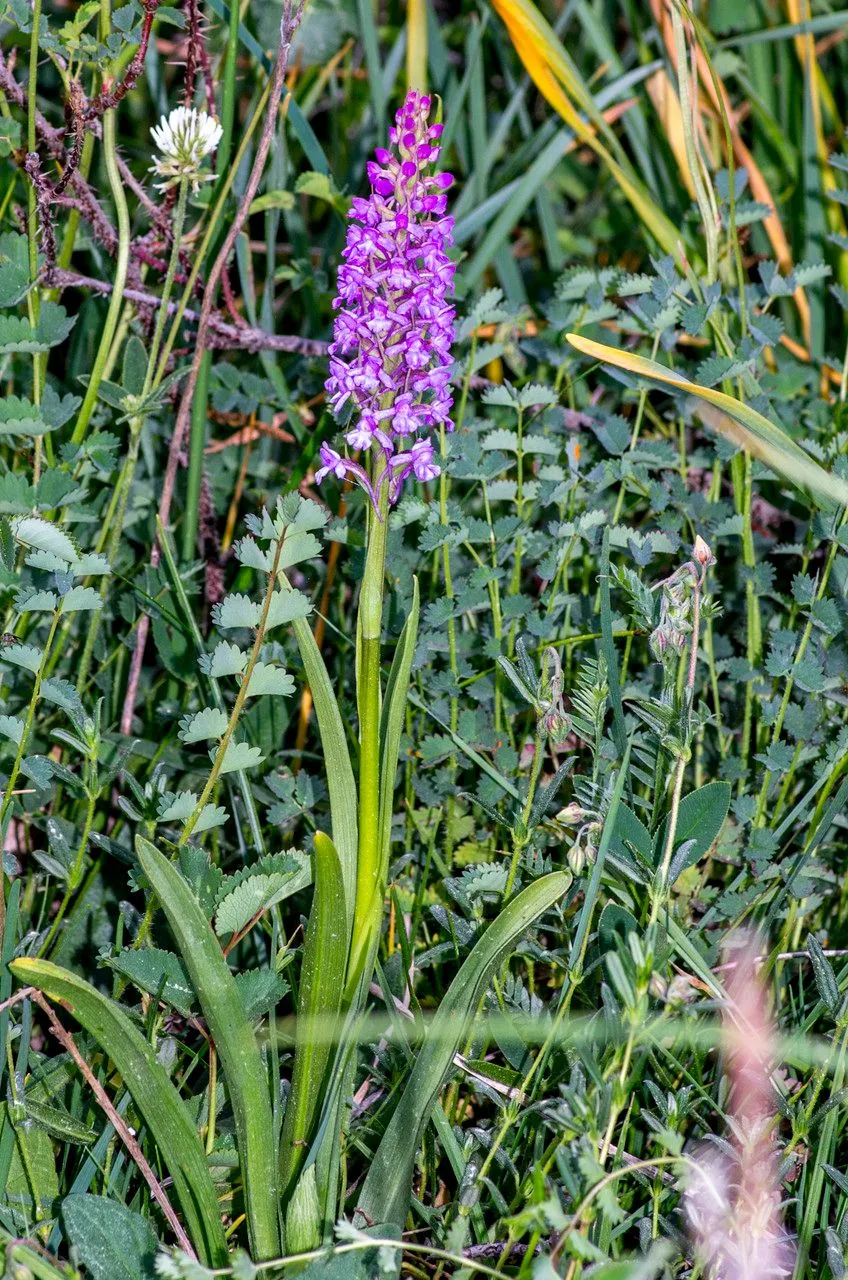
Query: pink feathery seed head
xmin=685 ymin=931 xmax=795 ymax=1280
xmin=316 ymin=90 xmax=455 ymax=512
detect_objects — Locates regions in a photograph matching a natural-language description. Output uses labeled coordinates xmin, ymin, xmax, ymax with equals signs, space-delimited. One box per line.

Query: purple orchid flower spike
xmin=316 ymin=90 xmax=456 ymax=512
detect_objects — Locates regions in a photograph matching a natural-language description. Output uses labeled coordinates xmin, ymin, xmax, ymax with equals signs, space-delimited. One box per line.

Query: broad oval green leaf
xmin=652 ymin=780 xmax=731 ymax=879
xmin=61 ymin=1194 xmax=158 ymax=1280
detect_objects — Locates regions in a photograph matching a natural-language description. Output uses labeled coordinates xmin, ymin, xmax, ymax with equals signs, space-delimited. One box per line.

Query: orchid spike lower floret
xmin=150 ymin=106 xmax=223 ymax=193
xmin=317 ymin=89 xmax=456 ymax=509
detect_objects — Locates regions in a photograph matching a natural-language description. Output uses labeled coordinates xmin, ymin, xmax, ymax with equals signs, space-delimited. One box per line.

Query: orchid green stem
xmin=348 ymin=469 xmax=390 ymax=991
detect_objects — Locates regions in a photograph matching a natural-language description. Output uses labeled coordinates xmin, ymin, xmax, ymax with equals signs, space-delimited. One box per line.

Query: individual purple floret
xmin=315 ymin=89 xmax=456 ymax=509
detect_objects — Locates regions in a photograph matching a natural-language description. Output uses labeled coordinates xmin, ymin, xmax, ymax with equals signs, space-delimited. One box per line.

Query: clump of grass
xmin=2 ymin=2 xmax=848 ymax=1278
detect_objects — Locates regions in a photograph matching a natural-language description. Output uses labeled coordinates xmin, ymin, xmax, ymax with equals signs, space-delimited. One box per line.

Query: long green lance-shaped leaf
xmin=279 ymin=831 xmax=348 ymax=1216
xmin=290 ymin=612 xmax=358 ymax=942
xmin=356 ymin=869 xmax=571 ymax=1232
xmin=378 ymin=576 xmax=419 ymax=893
xmin=9 ymin=957 xmax=227 ymax=1267
xmin=566 ymin=332 xmax=848 ymax=509
xmin=134 ymin=837 xmax=280 ymax=1260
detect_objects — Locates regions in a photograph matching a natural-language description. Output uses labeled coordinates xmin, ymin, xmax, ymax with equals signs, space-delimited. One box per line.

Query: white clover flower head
xmin=149 ymin=106 xmax=223 ymax=192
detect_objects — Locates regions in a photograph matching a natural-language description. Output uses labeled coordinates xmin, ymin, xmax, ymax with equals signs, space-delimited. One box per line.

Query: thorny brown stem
xmin=184 ymin=0 xmax=217 ymax=115
xmin=86 ymin=0 xmax=162 ymax=120
xmin=23 ymin=151 xmax=57 ymax=269
xmin=48 ymin=270 xmax=329 ymax=354
xmin=53 ymin=79 xmax=84 ymax=195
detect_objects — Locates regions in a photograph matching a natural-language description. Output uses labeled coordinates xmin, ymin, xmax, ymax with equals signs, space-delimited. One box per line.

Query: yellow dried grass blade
xmin=489 ymin=0 xmax=685 ymax=270
xmin=566 ymin=331 xmax=848 ymax=510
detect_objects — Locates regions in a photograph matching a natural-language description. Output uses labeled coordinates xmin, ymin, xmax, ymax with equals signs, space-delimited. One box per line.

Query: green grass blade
xmin=0 ymin=877 xmax=20 ymax=1099
xmin=134 ymin=837 xmax=280 ymax=1260
xmin=599 ymin=528 xmax=627 ymax=767
xmin=356 ymin=0 xmax=387 ymax=135
xmin=355 ymin=869 xmax=571 ymax=1232
xmin=279 ymin=831 xmax=348 ymax=1215
xmin=378 ymin=576 xmax=419 ymax=874
xmin=204 ymin=0 xmax=329 ymax=172
xmin=291 ymin=613 xmax=358 ymax=939
xmin=567 ymin=738 xmax=632 ymax=978
xmin=8 ymin=957 xmax=227 ymax=1267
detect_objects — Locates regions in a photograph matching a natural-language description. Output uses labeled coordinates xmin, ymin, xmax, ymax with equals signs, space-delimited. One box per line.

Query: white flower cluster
xmin=150 ymin=107 xmax=223 ymax=193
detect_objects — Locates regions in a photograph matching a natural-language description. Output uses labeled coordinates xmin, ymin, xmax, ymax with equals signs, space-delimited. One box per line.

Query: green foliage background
xmin=3 ymin=0 xmax=848 ymax=1277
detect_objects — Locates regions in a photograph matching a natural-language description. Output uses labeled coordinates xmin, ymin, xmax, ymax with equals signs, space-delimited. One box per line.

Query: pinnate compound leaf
xmin=20 ymin=754 xmax=54 ymax=790
xmin=158 ymin=790 xmax=198 ymax=822
xmin=74 ymin=552 xmax=111 ymax=576
xmin=517 ymin=382 xmax=558 ymax=408
xmin=652 ymin=781 xmax=730 ymax=877
xmin=179 ymin=706 xmax=229 ymax=744
xmin=0 ymin=714 xmax=24 ymax=745
xmin=276 ymin=529 xmax=322 ymax=570
xmin=179 ymin=845 xmax=223 ymax=916
xmin=236 ymin=968 xmax=289 ymax=1019
xmin=0 ymin=471 xmax=34 ymax=512
xmin=482 ymin=385 xmax=517 ymax=407
xmin=40 ymin=677 xmax=86 ymax=724
xmin=60 ymin=586 xmax=103 ymax=614
xmin=36 ymin=301 xmax=76 ymax=347
xmin=0 ymin=231 xmax=31 ymax=305
xmin=106 ymin=946 xmax=197 ymax=1017
xmin=234 ymin=536 xmax=273 ymax=571
xmin=192 ymin=804 xmax=229 ymax=834
xmin=15 ymin=587 xmax=58 ymax=612
xmin=108 ymin=948 xmax=288 ymax=1023
xmin=0 ymin=302 xmax=74 ymax=354
xmin=0 ymin=394 xmax=51 ymax=436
